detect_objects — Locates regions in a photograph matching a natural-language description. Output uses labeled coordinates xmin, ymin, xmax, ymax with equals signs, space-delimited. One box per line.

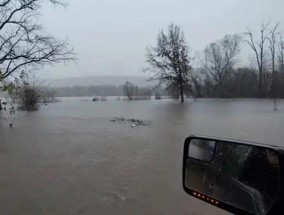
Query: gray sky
xmin=40 ymin=0 xmax=284 ymax=79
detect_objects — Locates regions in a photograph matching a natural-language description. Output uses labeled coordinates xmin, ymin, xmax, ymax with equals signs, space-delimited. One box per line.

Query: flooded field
xmin=1 ymin=98 xmax=284 ymax=215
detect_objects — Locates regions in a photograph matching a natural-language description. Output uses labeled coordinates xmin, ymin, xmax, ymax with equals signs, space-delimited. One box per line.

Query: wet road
xmin=0 ymin=98 xmax=284 ymax=215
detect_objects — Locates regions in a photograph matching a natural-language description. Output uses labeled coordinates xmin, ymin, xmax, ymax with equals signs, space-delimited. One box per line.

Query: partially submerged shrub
xmin=8 ymin=73 xmax=58 ymax=111
xmin=155 ymin=92 xmax=162 ymax=100
xmin=92 ymin=97 xmax=100 ymax=101
xmin=92 ymin=97 xmax=107 ymax=102
xmin=13 ymin=83 xmax=41 ymax=111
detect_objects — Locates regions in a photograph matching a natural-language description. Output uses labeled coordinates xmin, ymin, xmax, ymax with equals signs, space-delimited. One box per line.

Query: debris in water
xmin=110 ymin=117 xmax=152 ymax=127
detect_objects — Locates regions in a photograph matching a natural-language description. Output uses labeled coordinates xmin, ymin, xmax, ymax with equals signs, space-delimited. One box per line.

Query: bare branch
xmin=0 ymin=0 xmax=75 ymax=79
xmin=244 ymin=22 xmax=272 ymax=97
xmin=201 ymin=34 xmax=240 ymax=89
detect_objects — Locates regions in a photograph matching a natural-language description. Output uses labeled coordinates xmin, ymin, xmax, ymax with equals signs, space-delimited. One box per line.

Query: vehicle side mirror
xmin=182 ymin=136 xmax=284 ymax=215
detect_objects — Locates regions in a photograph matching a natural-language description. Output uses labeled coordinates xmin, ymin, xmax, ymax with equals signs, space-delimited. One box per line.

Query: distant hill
xmin=48 ymin=76 xmax=156 ymax=88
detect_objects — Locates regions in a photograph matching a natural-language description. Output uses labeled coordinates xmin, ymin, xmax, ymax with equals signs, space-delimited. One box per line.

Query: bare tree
xmin=268 ymin=23 xmax=280 ymax=96
xmin=0 ymin=0 xmax=74 ymax=80
xmin=278 ymin=33 xmax=284 ymax=74
xmin=190 ymin=69 xmax=203 ymax=98
xmin=123 ymin=81 xmax=134 ymax=100
xmin=277 ymin=32 xmax=284 ymax=99
xmin=144 ymin=23 xmax=192 ymax=103
xmin=244 ymin=23 xmax=270 ymax=97
xmin=201 ymin=34 xmax=241 ymax=96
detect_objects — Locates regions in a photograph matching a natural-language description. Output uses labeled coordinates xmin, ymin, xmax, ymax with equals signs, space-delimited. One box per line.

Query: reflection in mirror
xmin=185 ymin=139 xmax=280 ymax=215
xmin=188 ymin=139 xmax=215 ymax=162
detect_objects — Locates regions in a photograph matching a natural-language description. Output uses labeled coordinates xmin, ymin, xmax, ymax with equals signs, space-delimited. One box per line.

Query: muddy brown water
xmin=0 ymin=98 xmax=284 ymax=215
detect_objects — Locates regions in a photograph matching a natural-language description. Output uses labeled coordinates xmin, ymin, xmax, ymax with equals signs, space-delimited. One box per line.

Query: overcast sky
xmin=40 ymin=0 xmax=284 ymax=79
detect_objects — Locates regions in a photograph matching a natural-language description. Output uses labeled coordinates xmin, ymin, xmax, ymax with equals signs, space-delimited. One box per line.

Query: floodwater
xmin=0 ymin=98 xmax=284 ymax=215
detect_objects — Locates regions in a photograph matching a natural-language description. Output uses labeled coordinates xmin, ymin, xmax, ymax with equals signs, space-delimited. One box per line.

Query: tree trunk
xmin=179 ymin=77 xmax=184 ymax=103
xmin=0 ymin=100 xmax=2 ymax=111
xmin=271 ymin=53 xmax=276 ymax=97
xmin=258 ymin=68 xmax=263 ymax=97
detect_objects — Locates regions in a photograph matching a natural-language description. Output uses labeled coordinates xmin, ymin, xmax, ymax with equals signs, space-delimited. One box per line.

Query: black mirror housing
xmin=183 ymin=135 xmax=284 ymax=215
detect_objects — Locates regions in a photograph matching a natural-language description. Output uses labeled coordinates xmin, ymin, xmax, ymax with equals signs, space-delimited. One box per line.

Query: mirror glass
xmin=185 ymin=138 xmax=280 ymax=215
xmin=188 ymin=139 xmax=216 ymax=162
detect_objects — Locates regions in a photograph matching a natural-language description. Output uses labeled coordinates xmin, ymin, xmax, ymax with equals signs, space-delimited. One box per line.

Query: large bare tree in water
xmin=0 ymin=0 xmax=74 ymax=81
xmin=268 ymin=23 xmax=280 ymax=97
xmin=201 ymin=34 xmax=241 ymax=96
xmin=144 ymin=24 xmax=192 ymax=103
xmin=278 ymin=33 xmax=284 ymax=74
xmin=244 ymin=23 xmax=270 ymax=97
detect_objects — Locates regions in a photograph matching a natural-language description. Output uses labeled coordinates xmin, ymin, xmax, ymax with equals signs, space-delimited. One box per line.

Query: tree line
xmin=144 ymin=23 xmax=284 ymax=102
xmin=52 ymin=85 xmax=124 ymax=97
xmin=123 ymin=81 xmax=152 ymax=100
xmin=52 ymin=82 xmax=163 ymax=100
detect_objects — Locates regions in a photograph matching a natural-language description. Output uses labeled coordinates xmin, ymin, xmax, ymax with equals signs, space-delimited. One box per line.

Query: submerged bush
xmin=8 ymin=73 xmax=58 ymax=111
xmin=13 ymin=83 xmax=40 ymax=111
xmin=92 ymin=97 xmax=100 ymax=101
